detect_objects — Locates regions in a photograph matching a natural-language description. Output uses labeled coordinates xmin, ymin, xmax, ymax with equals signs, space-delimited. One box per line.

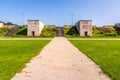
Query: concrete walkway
xmin=11 ymin=37 xmax=110 ymax=80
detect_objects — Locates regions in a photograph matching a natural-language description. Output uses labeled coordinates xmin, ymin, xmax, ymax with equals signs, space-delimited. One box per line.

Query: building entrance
xmin=84 ymin=31 xmax=88 ymax=36
xmin=32 ymin=31 xmax=35 ymax=36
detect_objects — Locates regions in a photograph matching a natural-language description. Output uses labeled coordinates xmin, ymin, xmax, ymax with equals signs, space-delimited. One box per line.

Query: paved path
xmin=11 ymin=37 xmax=110 ymax=80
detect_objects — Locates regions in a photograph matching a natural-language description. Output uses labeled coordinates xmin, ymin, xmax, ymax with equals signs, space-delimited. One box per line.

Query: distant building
xmin=27 ymin=20 xmax=44 ymax=36
xmin=75 ymin=20 xmax=92 ymax=36
xmin=45 ymin=25 xmax=56 ymax=27
xmin=64 ymin=25 xmax=72 ymax=27
xmin=4 ymin=25 xmax=16 ymax=28
xmin=0 ymin=23 xmax=4 ymax=28
xmin=115 ymin=23 xmax=120 ymax=28
xmin=103 ymin=25 xmax=114 ymax=28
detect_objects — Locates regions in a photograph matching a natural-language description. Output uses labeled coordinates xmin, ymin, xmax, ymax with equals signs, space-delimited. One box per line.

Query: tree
xmin=104 ymin=27 xmax=117 ymax=36
xmin=5 ymin=22 xmax=13 ymax=25
xmin=105 ymin=27 xmax=116 ymax=33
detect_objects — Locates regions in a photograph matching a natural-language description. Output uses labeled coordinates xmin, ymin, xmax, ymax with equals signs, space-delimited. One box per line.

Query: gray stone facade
xmin=27 ymin=20 xmax=44 ymax=36
xmin=115 ymin=23 xmax=120 ymax=28
xmin=76 ymin=20 xmax=92 ymax=36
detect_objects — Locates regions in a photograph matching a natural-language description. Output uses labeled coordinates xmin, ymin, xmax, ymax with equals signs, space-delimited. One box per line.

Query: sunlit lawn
xmin=70 ymin=40 xmax=120 ymax=80
xmin=0 ymin=40 xmax=50 ymax=80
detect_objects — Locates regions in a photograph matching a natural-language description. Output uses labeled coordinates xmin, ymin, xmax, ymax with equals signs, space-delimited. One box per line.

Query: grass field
xmin=0 ymin=40 xmax=50 ymax=80
xmin=70 ymin=40 xmax=120 ymax=80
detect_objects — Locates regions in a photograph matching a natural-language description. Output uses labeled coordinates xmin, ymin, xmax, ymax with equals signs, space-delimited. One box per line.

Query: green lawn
xmin=0 ymin=40 xmax=50 ymax=80
xmin=70 ymin=40 xmax=120 ymax=80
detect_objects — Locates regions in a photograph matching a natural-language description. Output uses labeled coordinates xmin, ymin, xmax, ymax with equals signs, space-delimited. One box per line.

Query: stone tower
xmin=76 ymin=20 xmax=92 ymax=36
xmin=27 ymin=20 xmax=44 ymax=36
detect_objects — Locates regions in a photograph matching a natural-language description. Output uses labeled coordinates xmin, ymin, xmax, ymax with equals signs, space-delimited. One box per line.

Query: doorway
xmin=32 ymin=31 xmax=35 ymax=36
xmin=84 ymin=31 xmax=88 ymax=36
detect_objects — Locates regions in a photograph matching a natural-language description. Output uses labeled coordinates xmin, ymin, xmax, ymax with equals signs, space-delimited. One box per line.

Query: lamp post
xmin=21 ymin=13 xmax=24 ymax=26
xmin=71 ymin=14 xmax=74 ymax=26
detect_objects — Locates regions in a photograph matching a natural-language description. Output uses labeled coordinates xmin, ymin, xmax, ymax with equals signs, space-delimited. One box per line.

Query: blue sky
xmin=0 ymin=0 xmax=120 ymax=26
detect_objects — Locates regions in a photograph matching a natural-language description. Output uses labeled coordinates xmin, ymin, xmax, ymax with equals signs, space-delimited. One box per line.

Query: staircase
xmin=5 ymin=27 xmax=19 ymax=36
xmin=56 ymin=27 xmax=64 ymax=37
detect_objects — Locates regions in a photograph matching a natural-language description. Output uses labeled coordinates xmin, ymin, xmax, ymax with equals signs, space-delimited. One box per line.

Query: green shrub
xmin=115 ymin=27 xmax=120 ymax=35
xmin=0 ymin=27 xmax=11 ymax=36
xmin=64 ymin=26 xmax=79 ymax=37
xmin=105 ymin=33 xmax=117 ymax=36
xmin=16 ymin=28 xmax=27 ymax=35
xmin=40 ymin=26 xmax=56 ymax=37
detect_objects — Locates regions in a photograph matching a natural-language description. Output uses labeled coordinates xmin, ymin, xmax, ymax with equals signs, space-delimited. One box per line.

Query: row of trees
xmin=0 ymin=21 xmax=14 ymax=25
xmin=93 ymin=26 xmax=120 ymax=36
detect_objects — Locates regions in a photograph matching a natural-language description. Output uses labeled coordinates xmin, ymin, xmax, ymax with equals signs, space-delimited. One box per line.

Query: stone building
xmin=4 ymin=25 xmax=16 ymax=28
xmin=115 ymin=23 xmax=120 ymax=28
xmin=45 ymin=25 xmax=56 ymax=27
xmin=0 ymin=23 xmax=4 ymax=28
xmin=75 ymin=20 xmax=92 ymax=36
xmin=27 ymin=20 xmax=44 ymax=36
xmin=103 ymin=25 xmax=114 ymax=28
